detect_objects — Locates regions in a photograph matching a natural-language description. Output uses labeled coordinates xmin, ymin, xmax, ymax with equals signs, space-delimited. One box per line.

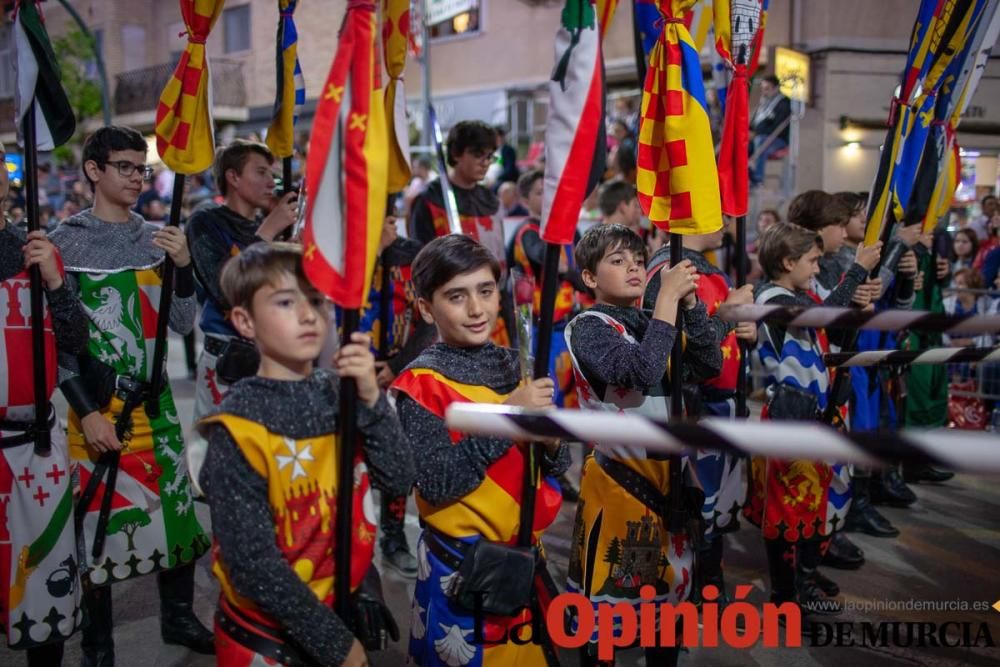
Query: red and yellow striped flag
xmin=636 ymin=0 xmax=722 ymax=234
xmin=302 ymin=1 xmax=388 ymax=309
xmin=383 ymin=0 xmax=411 ymax=192
xmin=155 ymin=0 xmax=224 ymax=174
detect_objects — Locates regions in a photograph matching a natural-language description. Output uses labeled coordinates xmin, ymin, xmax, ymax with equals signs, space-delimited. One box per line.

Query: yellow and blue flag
xmin=265 ymin=0 xmax=305 ymax=159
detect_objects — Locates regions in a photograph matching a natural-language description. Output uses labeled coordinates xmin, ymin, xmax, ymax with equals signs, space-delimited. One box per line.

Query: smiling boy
xmin=391 ymin=234 xmax=569 ymax=667
xmin=199 ymin=242 xmax=413 ymax=667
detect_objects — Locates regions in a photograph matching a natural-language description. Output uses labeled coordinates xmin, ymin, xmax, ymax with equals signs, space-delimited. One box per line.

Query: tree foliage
xmin=51 ymin=28 xmax=103 ymax=162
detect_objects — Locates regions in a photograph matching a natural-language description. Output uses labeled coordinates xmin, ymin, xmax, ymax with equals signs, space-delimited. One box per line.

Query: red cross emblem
xmin=17 ymin=467 xmax=35 ymax=488
xmin=33 ymin=486 xmax=50 ymax=507
xmin=45 ymin=464 xmax=66 ymax=486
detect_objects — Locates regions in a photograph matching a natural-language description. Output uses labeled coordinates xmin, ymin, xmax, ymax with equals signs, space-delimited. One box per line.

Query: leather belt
xmin=0 ymin=408 xmax=56 ymax=449
xmin=217 ymin=602 xmax=311 ymax=666
xmin=594 ymin=451 xmax=669 ymax=519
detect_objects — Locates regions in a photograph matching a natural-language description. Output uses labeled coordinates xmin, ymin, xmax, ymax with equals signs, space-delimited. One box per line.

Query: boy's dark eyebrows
xmin=475 ymin=280 xmax=496 ymax=289
xmin=442 ymin=286 xmax=469 ymax=297
xmin=268 ymin=287 xmax=297 ymax=297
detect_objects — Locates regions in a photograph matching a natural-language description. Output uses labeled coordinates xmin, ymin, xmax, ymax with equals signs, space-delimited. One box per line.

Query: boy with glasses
xmin=50 ymin=126 xmax=213 ymax=663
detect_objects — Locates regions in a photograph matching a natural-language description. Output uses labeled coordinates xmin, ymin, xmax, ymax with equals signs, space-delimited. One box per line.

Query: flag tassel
xmin=22 ymin=103 xmax=50 ymax=455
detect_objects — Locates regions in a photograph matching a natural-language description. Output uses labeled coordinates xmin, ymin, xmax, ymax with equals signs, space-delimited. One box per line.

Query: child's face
xmin=453 ymin=148 xmax=493 ymax=185
xmin=86 ymin=149 xmax=147 ymax=210
xmin=418 ymin=266 xmax=499 ymax=347
xmin=954 ymin=233 xmax=973 ymax=259
xmin=783 ymin=245 xmax=822 ymax=291
xmin=955 ymin=272 xmax=968 ymax=289
xmin=844 ymin=209 xmax=865 ymax=244
xmin=229 ymin=152 xmax=276 ymax=209
xmin=526 ymin=178 xmax=544 ymax=217
xmin=231 ymin=272 xmax=329 ymax=375
xmin=819 ymin=223 xmax=846 ymax=254
xmin=583 ymin=244 xmax=646 ymax=305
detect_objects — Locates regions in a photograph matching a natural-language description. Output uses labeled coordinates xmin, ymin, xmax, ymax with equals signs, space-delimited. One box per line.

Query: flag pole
xmin=735 ymin=214 xmax=748 ymax=417
xmin=334 ymin=307 xmax=360 ymax=620
xmin=516 ymin=242 xmax=561 ymax=547
xmin=21 ymin=104 xmax=50 ymax=455
xmin=146 ymin=175 xmax=187 ymax=418
xmin=668 ymin=233 xmax=686 ymax=533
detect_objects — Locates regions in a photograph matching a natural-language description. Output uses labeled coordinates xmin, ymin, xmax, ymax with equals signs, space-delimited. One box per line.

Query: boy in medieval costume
xmin=199 ymin=242 xmax=413 ymax=667
xmin=51 ymin=126 xmax=213 ymax=663
xmin=356 ymin=215 xmax=427 ymax=579
xmin=644 ymin=226 xmax=756 ymax=610
xmin=0 ymin=140 xmax=88 ymax=665
xmin=391 ymin=234 xmax=569 ymax=666
xmin=185 ymin=139 xmax=298 ymax=493
xmin=564 ymin=224 xmax=719 ymax=667
xmin=747 ymin=222 xmax=877 ymax=617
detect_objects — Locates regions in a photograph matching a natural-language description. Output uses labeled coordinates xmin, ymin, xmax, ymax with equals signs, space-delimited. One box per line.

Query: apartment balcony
xmin=113 ymin=57 xmax=249 ymax=129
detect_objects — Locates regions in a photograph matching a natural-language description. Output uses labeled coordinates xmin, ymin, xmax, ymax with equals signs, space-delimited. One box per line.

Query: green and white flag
xmin=14 ymin=0 xmax=76 ymax=150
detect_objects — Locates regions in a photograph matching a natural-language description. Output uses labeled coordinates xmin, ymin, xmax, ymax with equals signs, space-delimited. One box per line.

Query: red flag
xmin=302 ymin=1 xmax=388 ymax=309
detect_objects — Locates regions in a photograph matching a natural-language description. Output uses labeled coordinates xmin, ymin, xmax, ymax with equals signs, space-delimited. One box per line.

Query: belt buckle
xmin=115 ymin=376 xmax=141 ymax=400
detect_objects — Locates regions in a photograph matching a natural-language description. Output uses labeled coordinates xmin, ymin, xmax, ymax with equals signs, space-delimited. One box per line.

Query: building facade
xmin=1 ymin=0 xmax=998 ymax=199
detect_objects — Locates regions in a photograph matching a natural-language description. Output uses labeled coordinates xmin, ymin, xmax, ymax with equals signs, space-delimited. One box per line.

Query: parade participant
xmin=391 ymin=234 xmax=569 ymax=666
xmin=788 ymin=191 xmax=895 ymax=558
xmin=748 ymin=222 xmax=877 ymax=616
xmin=199 ymin=242 xmax=413 ymax=667
xmin=186 ymin=139 xmax=299 ymax=470
xmin=0 ymin=140 xmax=88 ymax=665
xmin=359 ymin=216 xmax=426 ymax=578
xmin=644 ymin=227 xmax=756 ymax=609
xmin=51 ymin=126 xmax=213 ymax=663
xmin=409 ymin=121 xmax=511 ymax=345
xmin=564 ymin=224 xmax=719 ymax=667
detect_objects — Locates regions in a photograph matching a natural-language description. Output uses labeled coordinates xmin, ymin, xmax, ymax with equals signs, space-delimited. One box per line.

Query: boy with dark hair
xmin=51 ymin=126 xmax=213 ymax=662
xmin=748 ymin=222 xmax=876 ymax=616
xmin=409 ymin=120 xmax=511 ymax=345
xmin=564 ymin=224 xmax=719 ymax=667
xmin=409 ymin=120 xmax=501 ymax=252
xmin=0 ymin=140 xmax=88 ymax=666
xmin=391 ymin=234 xmax=569 ymax=666
xmin=185 ymin=139 xmax=299 ymax=493
xmin=644 ymin=228 xmax=756 ymax=609
xmin=200 ymin=242 xmax=411 ymax=667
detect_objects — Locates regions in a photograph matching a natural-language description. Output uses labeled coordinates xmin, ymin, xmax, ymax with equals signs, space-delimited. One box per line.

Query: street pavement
xmin=3 ymin=332 xmax=999 ymax=666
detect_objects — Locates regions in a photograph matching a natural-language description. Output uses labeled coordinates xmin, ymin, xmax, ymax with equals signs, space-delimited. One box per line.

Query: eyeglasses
xmin=104 ymin=161 xmax=154 ymax=181
xmin=470 ymin=151 xmax=496 ymax=163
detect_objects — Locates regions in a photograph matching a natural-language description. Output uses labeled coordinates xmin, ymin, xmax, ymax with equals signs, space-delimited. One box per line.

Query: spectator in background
xmin=750 ymin=74 xmax=791 ymax=187
xmin=498 ymin=180 xmax=528 ymax=218
xmin=749 ymin=208 xmax=782 ymax=253
xmin=494 ymin=125 xmax=520 ymax=188
xmin=145 ymin=197 xmax=168 ymax=226
xmin=597 ymin=180 xmax=643 ymax=238
xmin=402 ymin=154 xmax=434 ymax=216
xmin=951 ymin=228 xmax=978 ymax=280
xmin=186 ymin=172 xmax=215 ymax=208
xmin=968 ymin=194 xmax=997 ymax=241
xmin=972 ymin=210 xmax=1000 ymax=272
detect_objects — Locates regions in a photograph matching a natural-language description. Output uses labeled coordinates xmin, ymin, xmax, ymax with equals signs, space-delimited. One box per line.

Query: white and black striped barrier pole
xmin=445 ymin=403 xmax=1000 ymax=474
xmin=824 ymin=346 xmax=1000 ymax=367
xmin=717 ymin=303 xmax=1000 ymax=335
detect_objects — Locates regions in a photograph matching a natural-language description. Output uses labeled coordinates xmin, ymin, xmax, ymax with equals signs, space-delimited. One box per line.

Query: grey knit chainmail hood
xmin=50 ymin=209 xmax=166 ymax=273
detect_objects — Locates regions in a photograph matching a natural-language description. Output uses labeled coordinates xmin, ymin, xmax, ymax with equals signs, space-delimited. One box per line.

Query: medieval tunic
xmin=199 ymin=371 xmax=413 ymax=667
xmin=646 ymin=246 xmax=748 ymax=538
xmin=563 ymin=302 xmax=718 ymax=642
xmin=391 ymin=343 xmax=570 ymax=667
xmin=746 ymin=282 xmax=841 ymax=542
xmin=50 ymin=211 xmax=208 ymax=587
xmin=0 ymin=223 xmax=87 ymax=649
